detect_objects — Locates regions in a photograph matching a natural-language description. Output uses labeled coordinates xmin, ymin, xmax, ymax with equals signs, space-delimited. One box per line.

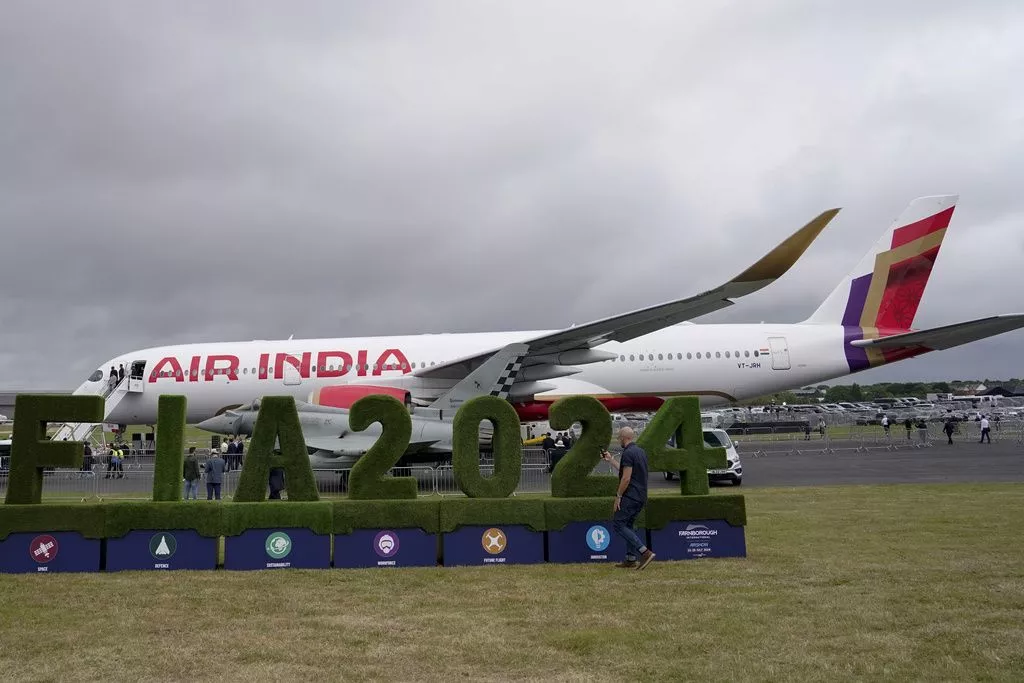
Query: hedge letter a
xmin=233 ymin=396 xmax=319 ymax=502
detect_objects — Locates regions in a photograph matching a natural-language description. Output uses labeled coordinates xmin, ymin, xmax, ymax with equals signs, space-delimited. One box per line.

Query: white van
xmin=663 ymin=429 xmax=743 ymax=486
xmin=701 ymin=412 xmax=724 ymax=428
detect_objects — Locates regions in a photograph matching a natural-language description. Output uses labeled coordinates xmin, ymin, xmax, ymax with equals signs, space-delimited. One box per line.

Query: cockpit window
xmin=88 ymin=370 xmax=104 ymax=382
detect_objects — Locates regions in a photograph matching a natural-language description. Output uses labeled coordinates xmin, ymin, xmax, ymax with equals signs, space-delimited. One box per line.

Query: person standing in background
xmin=183 ymin=448 xmax=201 ymax=500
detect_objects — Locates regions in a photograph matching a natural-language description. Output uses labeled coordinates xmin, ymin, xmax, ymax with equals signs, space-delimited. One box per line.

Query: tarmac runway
xmin=649 ymin=438 xmax=1024 ymax=490
xmin=11 ymin=438 xmax=1023 ymax=499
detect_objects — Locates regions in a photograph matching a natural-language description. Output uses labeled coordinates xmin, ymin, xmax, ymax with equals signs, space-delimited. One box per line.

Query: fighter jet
xmin=196 ymin=344 xmax=528 ymax=469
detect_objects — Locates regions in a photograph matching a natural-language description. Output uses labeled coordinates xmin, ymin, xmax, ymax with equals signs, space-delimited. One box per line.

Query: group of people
xmin=879 ymin=413 xmax=995 ymax=445
xmin=107 ymin=364 xmax=125 ymax=391
xmin=541 ymin=431 xmax=575 ymax=472
xmin=879 ymin=415 xmax=929 ymax=440
xmin=93 ymin=442 xmax=130 ymax=478
xmin=219 ymin=435 xmax=246 ymax=471
xmin=940 ymin=415 xmax=994 ymax=444
xmin=803 ymin=419 xmax=828 ymax=440
xmin=541 ymin=431 xmax=574 ymax=451
xmin=182 ymin=443 xmax=286 ymax=501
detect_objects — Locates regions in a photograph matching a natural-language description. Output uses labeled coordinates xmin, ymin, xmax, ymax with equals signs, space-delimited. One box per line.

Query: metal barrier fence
xmin=728 ymin=420 xmax=1024 ymax=456
xmin=3 ymin=429 xmax=1016 ymax=499
xmin=0 ymin=461 xmax=563 ymax=501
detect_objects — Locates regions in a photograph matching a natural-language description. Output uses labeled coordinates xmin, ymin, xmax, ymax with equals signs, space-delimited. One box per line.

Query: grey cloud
xmin=2 ymin=1 xmax=1024 ymax=389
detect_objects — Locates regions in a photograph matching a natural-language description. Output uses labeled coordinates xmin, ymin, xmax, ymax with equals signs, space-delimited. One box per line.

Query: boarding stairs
xmin=51 ymin=379 xmax=132 ymax=442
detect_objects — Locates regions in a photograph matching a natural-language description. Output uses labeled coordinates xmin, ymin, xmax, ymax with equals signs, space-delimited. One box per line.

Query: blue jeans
xmin=183 ymin=479 xmax=199 ymax=499
xmin=613 ymin=496 xmax=648 ymax=562
xmin=206 ymin=482 xmax=222 ymax=500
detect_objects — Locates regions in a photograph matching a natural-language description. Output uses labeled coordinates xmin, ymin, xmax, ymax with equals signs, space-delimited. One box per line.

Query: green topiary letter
xmin=4 ymin=394 xmax=104 ymax=504
xmin=348 ymin=394 xmax=417 ymax=500
xmin=234 ymin=396 xmax=319 ymax=502
xmin=636 ymin=396 xmax=726 ymax=496
xmin=549 ymin=396 xmax=617 ymax=497
xmin=452 ymin=396 xmax=521 ymax=498
xmin=151 ymin=395 xmax=187 ymax=501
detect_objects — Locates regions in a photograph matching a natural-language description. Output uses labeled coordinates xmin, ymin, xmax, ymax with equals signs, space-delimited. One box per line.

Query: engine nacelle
xmin=310 ymin=385 xmax=412 ymax=410
xmin=513 ymin=396 xmax=666 ymax=421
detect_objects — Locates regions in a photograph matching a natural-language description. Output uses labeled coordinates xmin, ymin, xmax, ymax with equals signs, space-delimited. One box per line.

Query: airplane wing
xmin=414 ymin=207 xmax=840 ymax=385
xmin=850 ymin=315 xmax=1024 ymax=351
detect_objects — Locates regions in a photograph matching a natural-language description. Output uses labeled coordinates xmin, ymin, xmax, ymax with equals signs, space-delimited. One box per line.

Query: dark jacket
xmin=269 ymin=468 xmax=286 ymax=499
xmin=183 ymin=455 xmax=200 ymax=481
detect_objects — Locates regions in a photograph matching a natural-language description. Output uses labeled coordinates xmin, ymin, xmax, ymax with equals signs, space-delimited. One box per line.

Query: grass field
xmin=1 ymin=484 xmax=1022 ymax=681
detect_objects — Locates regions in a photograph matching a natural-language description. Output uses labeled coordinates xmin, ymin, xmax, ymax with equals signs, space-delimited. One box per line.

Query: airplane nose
xmin=196 ymin=414 xmax=235 ymax=434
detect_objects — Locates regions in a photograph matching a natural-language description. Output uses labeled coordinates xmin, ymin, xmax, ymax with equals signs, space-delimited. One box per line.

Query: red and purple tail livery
xmin=804 ymin=195 xmax=957 ymax=372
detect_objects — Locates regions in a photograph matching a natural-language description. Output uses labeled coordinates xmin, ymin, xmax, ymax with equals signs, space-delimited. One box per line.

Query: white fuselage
xmin=79 ymin=323 xmax=854 ymax=424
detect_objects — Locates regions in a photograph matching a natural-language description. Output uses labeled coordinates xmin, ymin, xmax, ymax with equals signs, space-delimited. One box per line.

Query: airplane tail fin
xmin=804 ymin=195 xmax=957 ymax=329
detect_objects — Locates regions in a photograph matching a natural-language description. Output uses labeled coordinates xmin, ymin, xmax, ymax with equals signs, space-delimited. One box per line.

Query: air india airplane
xmin=55 ymin=194 xmax=1024 ymax=439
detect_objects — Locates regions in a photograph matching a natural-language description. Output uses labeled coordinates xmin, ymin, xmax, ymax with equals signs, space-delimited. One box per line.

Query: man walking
xmin=205 ymin=448 xmax=226 ymax=500
xmin=979 ymin=415 xmax=991 ymax=444
xmin=943 ymin=419 xmax=955 ymax=445
xmin=601 ymin=427 xmax=655 ymax=570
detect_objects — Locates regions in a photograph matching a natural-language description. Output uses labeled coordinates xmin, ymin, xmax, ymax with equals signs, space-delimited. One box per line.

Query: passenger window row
xmin=612 ymin=350 xmax=761 ymax=362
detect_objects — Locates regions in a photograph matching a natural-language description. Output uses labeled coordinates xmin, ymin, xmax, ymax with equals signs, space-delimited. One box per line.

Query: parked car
xmin=663 ymin=429 xmax=742 ymax=486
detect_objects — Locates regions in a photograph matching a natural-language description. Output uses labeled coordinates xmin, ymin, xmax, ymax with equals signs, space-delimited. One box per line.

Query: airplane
xmin=55 ymin=194 xmax=1024 ymax=440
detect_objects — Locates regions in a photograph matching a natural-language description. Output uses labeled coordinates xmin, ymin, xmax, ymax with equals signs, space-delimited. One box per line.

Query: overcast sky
xmin=2 ymin=2 xmax=1023 ymax=390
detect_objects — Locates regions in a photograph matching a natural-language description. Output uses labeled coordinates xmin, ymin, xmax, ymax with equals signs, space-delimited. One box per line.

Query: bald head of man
xmin=617 ymin=426 xmax=635 ymax=447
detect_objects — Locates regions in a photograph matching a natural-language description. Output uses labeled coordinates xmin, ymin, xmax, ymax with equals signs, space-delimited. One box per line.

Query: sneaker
xmin=636 ymin=550 xmax=656 ymax=570
xmin=615 ymin=560 xmax=638 ymax=568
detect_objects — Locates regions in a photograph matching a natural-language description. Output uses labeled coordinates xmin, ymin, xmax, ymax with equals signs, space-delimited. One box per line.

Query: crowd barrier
xmin=728 ymin=420 xmax=1024 ymax=456
xmin=0 ymin=462 xmax=564 ymax=501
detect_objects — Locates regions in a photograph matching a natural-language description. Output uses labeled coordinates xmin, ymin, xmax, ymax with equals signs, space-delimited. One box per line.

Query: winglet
xmin=732 ymin=208 xmax=840 ymax=284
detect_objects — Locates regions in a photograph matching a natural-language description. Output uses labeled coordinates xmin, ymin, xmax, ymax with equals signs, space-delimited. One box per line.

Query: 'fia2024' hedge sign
xmin=1 ymin=393 xmax=746 ymax=572
xmin=3 ymin=393 xmax=727 ymax=504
